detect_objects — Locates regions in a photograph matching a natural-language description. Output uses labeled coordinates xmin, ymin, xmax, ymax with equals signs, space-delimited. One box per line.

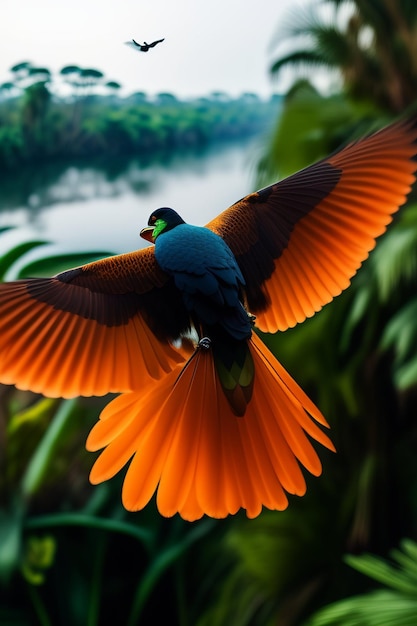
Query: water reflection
xmin=0 ymin=137 xmax=262 ymax=259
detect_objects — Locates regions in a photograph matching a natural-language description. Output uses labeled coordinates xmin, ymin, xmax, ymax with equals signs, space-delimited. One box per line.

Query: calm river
xmin=0 ymin=137 xmax=265 ymax=267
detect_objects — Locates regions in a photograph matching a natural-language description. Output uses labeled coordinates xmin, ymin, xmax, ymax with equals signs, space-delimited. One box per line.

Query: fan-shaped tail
xmin=87 ymin=333 xmax=334 ymax=520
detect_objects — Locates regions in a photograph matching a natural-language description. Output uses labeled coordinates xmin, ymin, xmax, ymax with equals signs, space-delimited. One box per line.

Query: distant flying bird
xmin=1 ymin=116 xmax=417 ymax=521
xmin=125 ymin=38 xmax=164 ymax=52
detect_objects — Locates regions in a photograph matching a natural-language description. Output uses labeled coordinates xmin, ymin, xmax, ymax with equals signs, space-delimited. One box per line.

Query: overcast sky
xmin=0 ymin=0 xmax=310 ymax=99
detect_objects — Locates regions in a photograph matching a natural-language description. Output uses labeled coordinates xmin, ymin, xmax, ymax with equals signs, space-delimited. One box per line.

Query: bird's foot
xmin=197 ymin=337 xmax=212 ymax=350
xmin=248 ymin=312 xmax=256 ymax=326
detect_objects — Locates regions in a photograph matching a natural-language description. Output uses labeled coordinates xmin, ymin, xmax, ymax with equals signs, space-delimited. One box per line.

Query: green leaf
xmin=127 ymin=520 xmax=215 ymax=625
xmin=0 ymin=226 xmax=14 ymax=235
xmin=380 ymin=298 xmax=417 ymax=389
xmin=395 ymin=359 xmax=417 ymax=390
xmin=305 ymin=542 xmax=417 ymax=625
xmin=0 ymin=240 xmax=48 ymax=281
xmin=345 ymin=553 xmax=417 ymax=594
xmin=25 ymin=513 xmax=154 ymax=548
xmin=0 ymin=504 xmax=24 ymax=583
xmin=305 ymin=590 xmax=417 ymax=626
xmin=8 ymin=398 xmax=58 ymax=435
xmin=20 ymin=399 xmax=78 ymax=498
xmin=402 ymin=539 xmax=417 ymax=562
xmin=391 ymin=549 xmax=417 ymax=583
xmin=372 ymin=223 xmax=417 ymax=302
xmin=380 ymin=299 xmax=417 ymax=361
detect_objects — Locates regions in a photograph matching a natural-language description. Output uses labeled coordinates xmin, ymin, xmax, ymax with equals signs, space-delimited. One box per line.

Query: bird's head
xmin=140 ymin=208 xmax=185 ymax=243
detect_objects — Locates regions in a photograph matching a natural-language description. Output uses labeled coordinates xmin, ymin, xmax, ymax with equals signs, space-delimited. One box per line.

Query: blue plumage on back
xmin=154 ymin=223 xmax=251 ymax=340
xmin=145 ymin=207 xmax=254 ymax=415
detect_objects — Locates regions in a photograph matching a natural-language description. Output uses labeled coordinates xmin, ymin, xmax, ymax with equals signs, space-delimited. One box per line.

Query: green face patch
xmin=152 ymin=218 xmax=168 ymax=239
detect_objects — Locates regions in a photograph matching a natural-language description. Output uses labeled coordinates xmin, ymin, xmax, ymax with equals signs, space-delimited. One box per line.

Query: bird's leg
xmin=192 ymin=319 xmax=212 ymax=350
xmin=239 ymin=298 xmax=256 ymax=327
xmin=247 ymin=312 xmax=256 ymax=326
xmin=172 ymin=334 xmax=211 ymax=387
xmin=197 ymin=337 xmax=212 ymax=350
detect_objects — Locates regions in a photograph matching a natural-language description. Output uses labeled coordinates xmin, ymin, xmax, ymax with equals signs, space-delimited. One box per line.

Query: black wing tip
xmin=56 ymin=267 xmax=84 ymax=283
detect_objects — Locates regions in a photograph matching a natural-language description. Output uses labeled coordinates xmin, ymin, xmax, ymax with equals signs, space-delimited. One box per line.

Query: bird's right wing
xmin=0 ymin=246 xmax=189 ymax=398
xmin=207 ymin=116 xmax=417 ymax=333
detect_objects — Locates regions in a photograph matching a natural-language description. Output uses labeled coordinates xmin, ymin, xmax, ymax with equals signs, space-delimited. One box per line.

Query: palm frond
xmin=380 ymin=299 xmax=417 ymax=389
xmin=270 ymin=50 xmax=326 ymax=75
xmin=305 ymin=590 xmax=417 ymax=626
xmin=345 ymin=544 xmax=417 ymax=593
xmin=371 ymin=204 xmax=417 ymax=302
xmin=305 ymin=539 xmax=417 ymax=626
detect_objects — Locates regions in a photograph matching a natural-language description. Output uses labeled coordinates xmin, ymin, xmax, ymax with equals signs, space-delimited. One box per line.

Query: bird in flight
xmin=125 ymin=38 xmax=165 ymax=52
xmin=1 ymin=116 xmax=417 ymax=521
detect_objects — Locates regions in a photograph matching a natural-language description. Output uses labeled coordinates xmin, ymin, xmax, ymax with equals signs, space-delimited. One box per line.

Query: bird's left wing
xmin=125 ymin=41 xmax=140 ymax=50
xmin=0 ymin=247 xmax=189 ymax=398
xmin=207 ymin=116 xmax=417 ymax=333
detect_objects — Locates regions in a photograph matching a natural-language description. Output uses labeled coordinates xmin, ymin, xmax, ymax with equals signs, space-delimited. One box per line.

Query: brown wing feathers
xmin=59 ymin=247 xmax=167 ymax=294
xmin=208 ymin=162 xmax=342 ymax=312
xmin=208 ymin=116 xmax=417 ymax=333
xmin=54 ymin=251 xmax=191 ymax=338
xmin=1 ymin=114 xmax=417 ymax=521
xmin=1 ymin=115 xmax=417 ymax=397
xmin=0 ymin=248 xmax=187 ymax=398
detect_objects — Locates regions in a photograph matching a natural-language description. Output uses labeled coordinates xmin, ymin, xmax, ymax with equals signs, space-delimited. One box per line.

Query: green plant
xmin=304 ymin=539 xmax=417 ymax=626
xmin=0 ymin=230 xmax=224 ymax=625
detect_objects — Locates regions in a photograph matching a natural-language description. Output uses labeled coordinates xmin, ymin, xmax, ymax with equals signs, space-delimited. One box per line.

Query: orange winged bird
xmin=1 ymin=116 xmax=417 ymax=521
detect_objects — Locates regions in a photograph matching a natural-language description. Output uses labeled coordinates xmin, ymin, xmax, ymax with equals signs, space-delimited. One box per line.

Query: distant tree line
xmin=0 ymin=61 xmax=281 ymax=171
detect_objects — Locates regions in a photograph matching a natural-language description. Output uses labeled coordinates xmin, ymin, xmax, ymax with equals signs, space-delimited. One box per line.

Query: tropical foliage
xmin=270 ymin=0 xmax=417 ymax=114
xmin=193 ymin=1 xmax=417 ymax=625
xmin=0 ymin=231 xmax=226 ymax=625
xmin=0 ymin=60 xmax=279 ymax=171
xmin=2 ymin=0 xmax=417 ymax=624
xmin=306 ymin=538 xmax=417 ymax=626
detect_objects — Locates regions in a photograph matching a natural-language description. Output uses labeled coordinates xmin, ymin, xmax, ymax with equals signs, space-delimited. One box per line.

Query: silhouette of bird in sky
xmin=125 ymin=38 xmax=165 ymax=52
xmin=1 ymin=116 xmax=417 ymax=520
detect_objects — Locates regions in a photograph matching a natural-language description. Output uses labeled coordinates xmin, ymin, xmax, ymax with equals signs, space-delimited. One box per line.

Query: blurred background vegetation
xmin=2 ymin=0 xmax=417 ymax=624
xmin=0 ymin=59 xmax=278 ymax=171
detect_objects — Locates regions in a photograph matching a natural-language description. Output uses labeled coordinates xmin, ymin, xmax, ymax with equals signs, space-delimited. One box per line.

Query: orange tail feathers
xmin=86 ymin=333 xmax=335 ymax=521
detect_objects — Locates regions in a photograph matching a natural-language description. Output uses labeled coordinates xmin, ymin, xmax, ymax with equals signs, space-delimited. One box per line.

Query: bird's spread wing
xmin=125 ymin=40 xmax=143 ymax=50
xmin=0 ymin=247 xmax=189 ymax=398
xmin=207 ymin=116 xmax=417 ymax=333
xmin=126 ymin=38 xmax=164 ymax=51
